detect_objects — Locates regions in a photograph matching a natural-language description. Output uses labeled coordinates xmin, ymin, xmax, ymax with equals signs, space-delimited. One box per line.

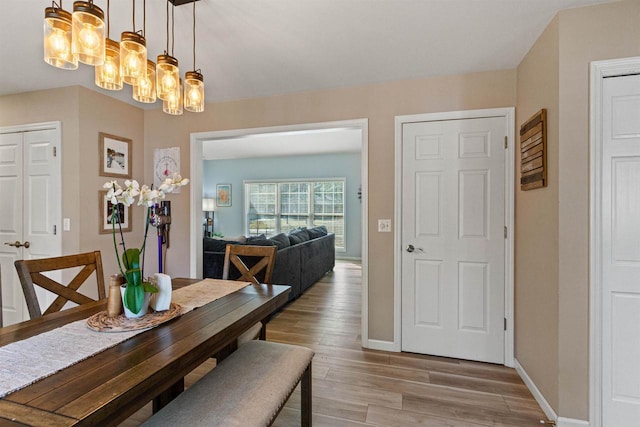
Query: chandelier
xmin=43 ymin=0 xmax=204 ymax=115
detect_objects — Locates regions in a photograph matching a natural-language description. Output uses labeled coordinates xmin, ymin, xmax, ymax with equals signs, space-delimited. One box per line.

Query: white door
xmin=601 ymin=73 xmax=640 ymax=426
xmin=0 ymin=125 xmax=61 ymax=325
xmin=401 ymin=116 xmax=506 ymax=364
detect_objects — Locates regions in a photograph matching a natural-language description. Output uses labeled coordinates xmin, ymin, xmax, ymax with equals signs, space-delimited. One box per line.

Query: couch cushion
xmin=269 ymin=233 xmax=290 ymax=250
xmin=307 ymin=225 xmax=328 ymax=239
xmin=246 ymin=234 xmax=266 ymax=243
xmin=288 ymin=228 xmax=310 ymax=245
xmin=203 ymin=237 xmax=242 ymax=252
xmin=245 ymin=238 xmax=276 ymax=247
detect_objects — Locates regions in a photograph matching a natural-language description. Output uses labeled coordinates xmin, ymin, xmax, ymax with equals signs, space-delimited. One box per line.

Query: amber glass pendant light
xmin=95 ymin=1 xmax=122 ymax=90
xmin=71 ymin=1 xmax=105 ymax=65
xmin=184 ymin=0 xmax=204 ymax=112
xmin=157 ymin=1 xmax=179 ymax=101
xmin=163 ymin=78 xmax=183 ymax=115
xmin=44 ymin=2 xmax=78 ymax=70
xmin=121 ymin=0 xmax=147 ymax=85
xmin=133 ymin=59 xmax=157 ymax=103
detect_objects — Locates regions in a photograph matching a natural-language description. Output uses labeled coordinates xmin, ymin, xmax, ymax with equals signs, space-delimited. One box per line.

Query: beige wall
xmin=556 ymin=0 xmax=640 ymax=420
xmin=0 ymin=86 xmax=145 ymax=297
xmin=143 ymin=69 xmax=517 ymax=340
xmin=515 ymin=0 xmax=640 ymax=420
xmin=515 ymin=15 xmax=560 ymax=412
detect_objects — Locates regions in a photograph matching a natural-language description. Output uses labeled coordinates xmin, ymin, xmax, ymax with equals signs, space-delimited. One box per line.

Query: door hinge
xmin=504 ymin=136 xmax=508 ymax=149
xmin=54 ymin=225 xmax=57 ymax=235
xmin=504 ymin=226 xmax=507 ymax=239
xmin=53 ymin=146 xmax=57 ymax=157
xmin=504 ymin=318 xmax=507 ymax=331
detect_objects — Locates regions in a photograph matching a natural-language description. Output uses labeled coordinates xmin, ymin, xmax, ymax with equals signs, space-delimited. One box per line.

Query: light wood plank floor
xmin=122 ymin=260 xmax=548 ymax=426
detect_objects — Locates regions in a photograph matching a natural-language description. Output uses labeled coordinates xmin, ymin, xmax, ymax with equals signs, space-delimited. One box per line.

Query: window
xmin=245 ymin=179 xmax=345 ymax=250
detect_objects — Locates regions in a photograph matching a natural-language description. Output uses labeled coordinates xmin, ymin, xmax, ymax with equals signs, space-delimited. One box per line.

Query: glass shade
xmin=133 ymin=60 xmax=157 ymax=103
xmin=71 ymin=1 xmax=105 ymax=65
xmin=43 ymin=7 xmax=77 ymax=70
xmin=163 ymin=79 xmax=183 ymax=115
xmin=95 ymin=38 xmax=122 ymax=90
xmin=120 ymin=31 xmax=147 ymax=85
xmin=184 ymin=71 xmax=204 ymax=113
xmin=156 ymin=54 xmax=179 ymax=101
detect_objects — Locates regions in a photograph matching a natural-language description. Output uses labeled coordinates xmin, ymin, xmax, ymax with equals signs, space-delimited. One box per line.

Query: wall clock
xmin=154 ymin=147 xmax=181 ymax=191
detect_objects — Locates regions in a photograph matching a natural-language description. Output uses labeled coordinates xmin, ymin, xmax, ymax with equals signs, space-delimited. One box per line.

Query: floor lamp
xmin=203 ymin=198 xmax=215 ymax=237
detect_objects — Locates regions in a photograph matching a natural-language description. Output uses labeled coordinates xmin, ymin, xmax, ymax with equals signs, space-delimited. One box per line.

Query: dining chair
xmin=223 ymin=244 xmax=277 ymax=343
xmin=14 ymin=251 xmax=106 ymax=319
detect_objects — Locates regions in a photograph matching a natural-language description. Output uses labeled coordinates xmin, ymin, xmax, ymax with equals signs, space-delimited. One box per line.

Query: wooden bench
xmin=143 ymin=340 xmax=314 ymax=427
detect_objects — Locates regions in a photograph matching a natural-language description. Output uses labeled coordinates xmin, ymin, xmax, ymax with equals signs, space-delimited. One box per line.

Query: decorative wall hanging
xmin=520 ymin=109 xmax=547 ymax=190
xmin=99 ymin=190 xmax=131 ymax=234
xmin=99 ymin=132 xmax=132 ymax=178
xmin=154 ymin=147 xmax=180 ymax=190
xmin=216 ymin=184 xmax=231 ymax=207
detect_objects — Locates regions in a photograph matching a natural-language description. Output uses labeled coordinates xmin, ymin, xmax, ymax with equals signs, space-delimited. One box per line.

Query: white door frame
xmin=189 ymin=119 xmax=369 ymax=340
xmin=589 ymin=56 xmax=640 ymax=427
xmin=394 ymin=108 xmax=515 ymax=366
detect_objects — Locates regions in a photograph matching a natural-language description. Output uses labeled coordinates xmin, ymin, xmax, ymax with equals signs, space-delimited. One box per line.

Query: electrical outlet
xmin=378 ymin=219 xmax=391 ymax=232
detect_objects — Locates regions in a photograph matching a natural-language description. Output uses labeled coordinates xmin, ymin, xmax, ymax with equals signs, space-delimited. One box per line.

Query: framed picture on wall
xmin=99 ymin=132 xmax=132 ymax=178
xmin=99 ymin=190 xmax=132 ymax=234
xmin=216 ymin=184 xmax=232 ymax=207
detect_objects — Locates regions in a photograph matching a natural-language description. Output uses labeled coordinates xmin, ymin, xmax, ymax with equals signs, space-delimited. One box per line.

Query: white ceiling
xmin=202 ymin=127 xmax=362 ymax=160
xmin=0 ymin=0 xmax=614 ymax=109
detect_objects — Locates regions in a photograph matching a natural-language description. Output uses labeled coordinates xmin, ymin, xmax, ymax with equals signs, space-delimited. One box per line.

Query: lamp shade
xmin=156 ymin=54 xmax=179 ymax=101
xmin=43 ymin=7 xmax=77 ymax=70
xmin=71 ymin=1 xmax=105 ymax=66
xmin=202 ymin=198 xmax=215 ymax=212
xmin=184 ymin=71 xmax=204 ymax=113
xmin=133 ymin=60 xmax=157 ymax=103
xmin=95 ymin=38 xmax=122 ymax=90
xmin=120 ymin=31 xmax=147 ymax=85
xmin=163 ymin=79 xmax=183 ymax=115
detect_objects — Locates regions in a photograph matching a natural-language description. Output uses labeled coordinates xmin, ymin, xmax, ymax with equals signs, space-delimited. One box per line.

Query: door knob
xmin=406 ymin=244 xmax=415 ymax=253
xmin=4 ymin=241 xmax=30 ymax=248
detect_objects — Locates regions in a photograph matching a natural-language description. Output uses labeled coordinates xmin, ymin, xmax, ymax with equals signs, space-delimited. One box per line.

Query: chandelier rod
xmin=171 ymin=2 xmax=175 ymax=56
xmin=192 ymin=0 xmax=196 ymax=70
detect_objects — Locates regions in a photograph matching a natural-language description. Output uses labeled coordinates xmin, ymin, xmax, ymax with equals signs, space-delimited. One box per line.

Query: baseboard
xmin=363 ymin=339 xmax=397 ymax=352
xmin=557 ymin=418 xmax=590 ymax=427
xmin=514 ymin=359 xmax=558 ymax=422
xmin=335 ymin=256 xmax=361 ymax=261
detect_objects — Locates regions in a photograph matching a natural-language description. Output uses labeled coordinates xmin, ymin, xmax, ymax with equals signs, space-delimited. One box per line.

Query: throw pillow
xmin=268 ymin=233 xmax=290 ymax=250
xmin=245 ymin=239 xmax=276 ymax=247
xmin=246 ymin=234 xmax=266 ymax=243
xmin=289 ymin=228 xmax=310 ymax=243
xmin=307 ymin=226 xmax=328 ymax=239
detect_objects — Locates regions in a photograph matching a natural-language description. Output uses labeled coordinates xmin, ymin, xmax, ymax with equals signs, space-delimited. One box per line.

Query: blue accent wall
xmin=203 ymin=152 xmax=361 ymax=258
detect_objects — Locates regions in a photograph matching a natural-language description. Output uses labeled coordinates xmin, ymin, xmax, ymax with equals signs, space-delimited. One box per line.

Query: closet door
xmin=0 ymin=126 xmax=61 ymax=325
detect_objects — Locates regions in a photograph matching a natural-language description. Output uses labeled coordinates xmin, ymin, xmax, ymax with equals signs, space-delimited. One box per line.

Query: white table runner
xmin=0 ymin=279 xmax=250 ymax=398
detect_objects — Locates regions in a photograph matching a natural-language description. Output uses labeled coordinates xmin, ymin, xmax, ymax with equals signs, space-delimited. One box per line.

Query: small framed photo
xmin=99 ymin=190 xmax=132 ymax=234
xmin=99 ymin=132 xmax=132 ymax=178
xmin=216 ymin=184 xmax=232 ymax=207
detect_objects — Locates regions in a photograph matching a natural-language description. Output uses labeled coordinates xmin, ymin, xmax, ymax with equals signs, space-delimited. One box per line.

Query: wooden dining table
xmin=0 ymin=279 xmax=290 ymax=426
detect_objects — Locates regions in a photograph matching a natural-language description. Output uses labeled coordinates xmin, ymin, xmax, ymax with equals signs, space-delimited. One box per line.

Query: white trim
xmin=189 ymin=119 xmax=369 ymax=340
xmin=514 ymin=359 xmax=558 ymax=422
xmin=393 ymin=108 xmax=515 ymax=365
xmin=336 ymin=256 xmax=361 ymax=261
xmin=557 ymin=418 xmax=590 ymax=427
xmin=364 ymin=339 xmax=396 ymax=352
xmin=589 ymin=56 xmax=640 ymax=427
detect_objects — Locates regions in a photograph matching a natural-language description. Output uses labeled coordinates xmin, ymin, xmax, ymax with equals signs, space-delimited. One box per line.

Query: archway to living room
xmin=189 ymin=119 xmax=369 ymax=341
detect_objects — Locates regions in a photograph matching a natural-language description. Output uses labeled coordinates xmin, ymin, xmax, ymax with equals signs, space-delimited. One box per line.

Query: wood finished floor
xmin=121 ymin=261 xmax=547 ymax=426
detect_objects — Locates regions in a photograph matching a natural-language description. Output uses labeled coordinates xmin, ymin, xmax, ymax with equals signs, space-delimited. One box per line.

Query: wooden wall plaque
xmin=520 ymin=109 xmax=547 ymax=190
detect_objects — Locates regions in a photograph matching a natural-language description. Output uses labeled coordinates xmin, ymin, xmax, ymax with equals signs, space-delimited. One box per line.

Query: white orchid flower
xmin=103 ymin=180 xmax=123 ymax=205
xmin=138 ymin=185 xmax=158 ymax=207
xmin=159 ymin=173 xmax=190 ymax=194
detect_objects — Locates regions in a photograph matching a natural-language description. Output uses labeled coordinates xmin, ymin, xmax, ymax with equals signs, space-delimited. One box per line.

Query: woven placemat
xmin=86 ymin=303 xmax=183 ymax=332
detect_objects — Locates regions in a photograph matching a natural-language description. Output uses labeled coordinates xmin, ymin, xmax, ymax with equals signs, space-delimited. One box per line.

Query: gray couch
xmin=203 ymin=227 xmax=335 ymax=301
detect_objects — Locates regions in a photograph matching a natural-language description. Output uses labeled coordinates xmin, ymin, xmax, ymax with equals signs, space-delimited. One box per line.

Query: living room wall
xmin=203 ymin=152 xmax=362 ymax=259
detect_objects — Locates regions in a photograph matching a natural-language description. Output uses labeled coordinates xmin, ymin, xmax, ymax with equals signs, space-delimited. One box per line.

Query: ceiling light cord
xmin=171 ymin=2 xmax=175 ymax=57
xmin=106 ymin=0 xmax=110 ymax=38
xmin=192 ymin=0 xmax=196 ymax=70
xmin=143 ymin=0 xmax=146 ymax=37
xmin=165 ymin=0 xmax=169 ymax=55
xmin=132 ymin=0 xmax=135 ymax=32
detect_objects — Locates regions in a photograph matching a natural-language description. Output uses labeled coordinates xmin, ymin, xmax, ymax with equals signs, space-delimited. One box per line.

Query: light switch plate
xmin=378 ymin=219 xmax=391 ymax=232
xmin=63 ymin=218 xmax=71 ymax=231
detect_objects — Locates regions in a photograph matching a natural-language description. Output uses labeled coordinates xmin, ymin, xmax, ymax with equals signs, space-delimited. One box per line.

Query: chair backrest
xmin=222 ymin=245 xmax=277 ymax=285
xmin=14 ymin=251 xmax=106 ymax=319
